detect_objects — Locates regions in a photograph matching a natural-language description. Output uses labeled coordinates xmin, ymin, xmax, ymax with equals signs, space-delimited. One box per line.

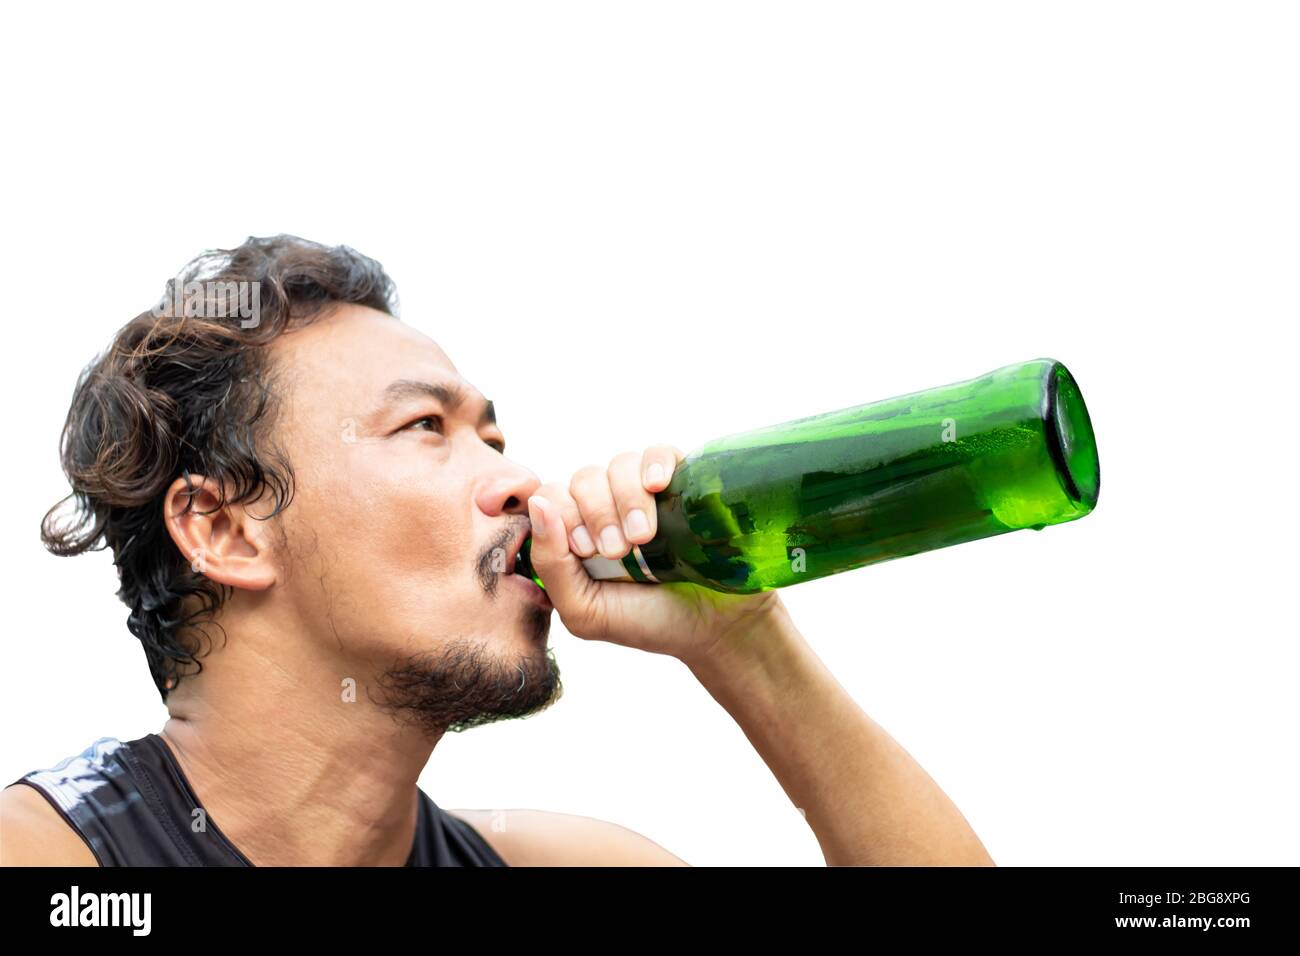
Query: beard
xmin=374 ymin=603 xmax=562 ymax=734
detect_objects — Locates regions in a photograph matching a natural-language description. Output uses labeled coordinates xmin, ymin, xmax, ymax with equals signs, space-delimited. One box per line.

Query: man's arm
xmin=452 ymin=596 xmax=994 ymax=868
xmin=0 ymin=784 xmax=100 ymax=866
xmin=446 ymin=808 xmax=689 ymax=866
xmin=684 ymin=599 xmax=996 ymax=867
xmin=523 ymin=445 xmax=993 ymax=866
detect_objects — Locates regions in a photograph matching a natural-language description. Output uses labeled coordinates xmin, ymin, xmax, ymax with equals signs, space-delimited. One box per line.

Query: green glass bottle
xmin=516 ymin=357 xmax=1099 ymax=594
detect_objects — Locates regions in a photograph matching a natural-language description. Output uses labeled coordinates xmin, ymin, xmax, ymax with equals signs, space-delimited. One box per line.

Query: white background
xmin=1 ymin=2 xmax=1296 ymax=866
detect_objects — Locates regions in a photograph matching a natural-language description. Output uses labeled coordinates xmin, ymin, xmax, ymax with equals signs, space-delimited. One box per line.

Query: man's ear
xmin=161 ymin=475 xmax=278 ymax=591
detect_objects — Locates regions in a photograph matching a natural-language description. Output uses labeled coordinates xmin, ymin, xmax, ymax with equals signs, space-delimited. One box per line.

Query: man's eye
xmin=405 ymin=416 xmax=443 ymax=433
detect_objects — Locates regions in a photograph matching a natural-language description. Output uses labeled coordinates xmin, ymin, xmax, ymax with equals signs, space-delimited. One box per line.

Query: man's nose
xmin=475 ymin=459 xmax=541 ymax=519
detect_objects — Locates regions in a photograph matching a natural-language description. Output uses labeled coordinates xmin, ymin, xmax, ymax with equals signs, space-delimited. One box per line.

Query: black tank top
xmin=9 ymin=734 xmax=508 ymax=867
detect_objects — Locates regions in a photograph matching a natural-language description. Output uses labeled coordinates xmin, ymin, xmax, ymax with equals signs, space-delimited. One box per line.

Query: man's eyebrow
xmin=380 ymin=379 xmax=497 ymax=426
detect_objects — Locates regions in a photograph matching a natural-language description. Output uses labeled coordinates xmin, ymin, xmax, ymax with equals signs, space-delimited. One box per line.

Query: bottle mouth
xmin=1044 ymin=361 xmax=1100 ymax=510
xmin=513 ymin=535 xmax=542 ymax=587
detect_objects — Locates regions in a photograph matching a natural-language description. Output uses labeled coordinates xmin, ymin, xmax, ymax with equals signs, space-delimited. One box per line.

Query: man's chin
xmin=374 ymin=632 xmax=563 ymax=736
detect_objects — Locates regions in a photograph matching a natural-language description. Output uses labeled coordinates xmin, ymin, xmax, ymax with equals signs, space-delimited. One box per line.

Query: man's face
xmin=263 ymin=303 xmax=560 ymax=732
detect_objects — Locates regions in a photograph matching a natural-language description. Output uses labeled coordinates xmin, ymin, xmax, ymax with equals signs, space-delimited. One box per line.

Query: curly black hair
xmin=41 ymin=235 xmax=398 ymax=701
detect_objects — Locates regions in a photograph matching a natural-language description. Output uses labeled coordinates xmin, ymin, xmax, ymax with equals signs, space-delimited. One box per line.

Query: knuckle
xmin=616 ymin=485 xmax=652 ymax=511
xmin=570 ymin=465 xmax=606 ymax=491
xmin=584 ymin=501 xmax=620 ymax=526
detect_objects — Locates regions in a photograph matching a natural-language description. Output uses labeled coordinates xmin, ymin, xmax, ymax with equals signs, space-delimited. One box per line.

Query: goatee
xmin=374 ymin=605 xmax=562 ymax=734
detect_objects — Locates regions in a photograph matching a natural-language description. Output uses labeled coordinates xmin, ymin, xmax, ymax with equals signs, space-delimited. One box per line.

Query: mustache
xmin=477 ymin=515 xmax=532 ymax=595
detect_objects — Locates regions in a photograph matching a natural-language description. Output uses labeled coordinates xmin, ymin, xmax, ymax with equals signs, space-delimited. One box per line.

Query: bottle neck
xmin=515 ymin=536 xmax=659 ymax=585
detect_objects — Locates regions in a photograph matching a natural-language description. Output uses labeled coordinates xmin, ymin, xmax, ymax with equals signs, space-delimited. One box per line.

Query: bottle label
xmin=580 ymin=545 xmax=660 ymax=583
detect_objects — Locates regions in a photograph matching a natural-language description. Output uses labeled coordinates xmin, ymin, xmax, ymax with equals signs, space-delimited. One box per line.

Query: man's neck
xmin=157 ymin=623 xmax=442 ymax=866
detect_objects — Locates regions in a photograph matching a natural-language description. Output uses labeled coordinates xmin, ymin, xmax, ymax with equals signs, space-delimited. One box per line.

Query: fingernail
xmin=571 ymin=524 xmax=596 ymax=556
xmin=646 ymin=463 xmax=665 ymax=487
xmin=530 ymin=497 xmax=551 ymax=538
xmin=625 ymin=508 xmax=650 ymax=539
xmin=599 ymin=524 xmax=625 ymax=556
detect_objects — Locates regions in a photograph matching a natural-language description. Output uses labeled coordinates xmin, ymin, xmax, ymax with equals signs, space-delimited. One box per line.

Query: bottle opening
xmin=514 ymin=535 xmax=545 ymax=590
xmin=1046 ymin=362 xmax=1100 ymax=510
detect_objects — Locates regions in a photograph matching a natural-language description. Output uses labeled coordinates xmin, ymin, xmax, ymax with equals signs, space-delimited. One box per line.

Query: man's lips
xmin=479 ymin=521 xmax=544 ymax=598
xmin=503 ymin=524 xmax=532 ymax=575
xmin=506 ymin=569 xmax=552 ymax=608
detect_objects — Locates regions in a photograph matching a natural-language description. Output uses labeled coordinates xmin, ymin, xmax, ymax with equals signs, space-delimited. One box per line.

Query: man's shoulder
xmin=445 ymin=807 xmax=689 ymax=867
xmin=0 ymin=783 xmax=100 ymax=867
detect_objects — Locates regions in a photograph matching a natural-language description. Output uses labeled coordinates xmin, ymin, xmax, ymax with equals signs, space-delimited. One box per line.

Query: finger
xmin=608 ymin=451 xmax=657 ymax=545
xmin=641 ymin=445 xmax=685 ymax=492
xmin=570 ymin=463 xmax=626 ymax=559
xmin=525 ymin=493 xmax=596 ymax=610
xmin=536 ymin=482 xmax=597 ymax=558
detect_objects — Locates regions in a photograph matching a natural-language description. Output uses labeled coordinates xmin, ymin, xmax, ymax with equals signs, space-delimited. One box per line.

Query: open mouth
xmin=507 ymin=563 xmax=551 ymax=607
xmin=508 ymin=534 xmax=539 ymax=583
xmin=495 ymin=529 xmax=548 ymax=604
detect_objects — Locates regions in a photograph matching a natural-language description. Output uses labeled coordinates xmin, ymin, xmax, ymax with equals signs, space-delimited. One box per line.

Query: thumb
xmin=525 ymin=494 xmax=599 ymax=622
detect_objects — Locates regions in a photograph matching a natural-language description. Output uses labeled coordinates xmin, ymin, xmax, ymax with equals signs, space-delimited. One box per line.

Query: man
xmin=1 ymin=235 xmax=993 ymax=866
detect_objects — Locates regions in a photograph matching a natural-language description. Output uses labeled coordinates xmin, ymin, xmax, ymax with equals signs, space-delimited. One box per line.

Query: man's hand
xmin=526 ymin=445 xmax=995 ymax=867
xmin=525 ymin=444 xmax=783 ymax=665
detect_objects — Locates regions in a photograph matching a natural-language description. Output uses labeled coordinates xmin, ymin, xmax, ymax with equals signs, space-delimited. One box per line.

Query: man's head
xmin=43 ymin=235 xmax=560 ymax=733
